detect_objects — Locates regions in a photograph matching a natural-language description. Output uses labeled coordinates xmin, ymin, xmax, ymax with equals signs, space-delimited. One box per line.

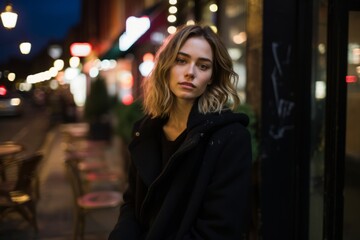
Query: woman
xmin=109 ymin=24 xmax=252 ymax=240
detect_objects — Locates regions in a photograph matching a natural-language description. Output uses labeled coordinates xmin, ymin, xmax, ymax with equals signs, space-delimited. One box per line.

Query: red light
xmin=0 ymin=86 xmax=7 ymax=96
xmin=346 ymin=75 xmax=357 ymax=83
xmin=70 ymin=42 xmax=92 ymax=57
xmin=122 ymin=94 xmax=134 ymax=105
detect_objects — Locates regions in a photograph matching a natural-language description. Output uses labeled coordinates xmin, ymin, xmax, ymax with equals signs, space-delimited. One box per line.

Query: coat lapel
xmin=129 ymin=117 xmax=164 ymax=187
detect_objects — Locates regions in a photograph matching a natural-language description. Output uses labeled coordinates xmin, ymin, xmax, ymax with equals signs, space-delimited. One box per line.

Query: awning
xmin=101 ymin=2 xmax=167 ymax=60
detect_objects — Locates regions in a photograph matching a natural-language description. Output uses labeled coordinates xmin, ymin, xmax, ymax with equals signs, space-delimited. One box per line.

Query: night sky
xmin=0 ymin=0 xmax=81 ymax=64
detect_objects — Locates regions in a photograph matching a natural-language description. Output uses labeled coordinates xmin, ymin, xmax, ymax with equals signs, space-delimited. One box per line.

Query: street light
xmin=1 ymin=3 xmax=18 ymax=29
xmin=70 ymin=42 xmax=92 ymax=57
xmin=48 ymin=45 xmax=63 ymax=59
xmin=19 ymin=42 xmax=31 ymax=54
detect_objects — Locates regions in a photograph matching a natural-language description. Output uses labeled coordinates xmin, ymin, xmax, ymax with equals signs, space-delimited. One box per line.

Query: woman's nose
xmin=185 ymin=64 xmax=195 ymax=80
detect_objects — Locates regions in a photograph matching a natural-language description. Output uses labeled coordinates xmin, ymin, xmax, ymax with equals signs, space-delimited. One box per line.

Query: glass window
xmin=309 ymin=0 xmax=327 ymax=239
xmin=344 ymin=10 xmax=360 ymax=240
xmin=215 ymin=0 xmax=247 ymax=101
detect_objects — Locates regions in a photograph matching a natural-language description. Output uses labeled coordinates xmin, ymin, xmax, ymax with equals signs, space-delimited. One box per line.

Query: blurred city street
xmin=1 ymin=0 xmax=359 ymax=239
xmin=0 ymin=100 xmax=126 ymax=239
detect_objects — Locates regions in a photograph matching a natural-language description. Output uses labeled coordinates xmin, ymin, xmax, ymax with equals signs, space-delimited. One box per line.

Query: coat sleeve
xmin=108 ymin=161 xmax=143 ymax=240
xmin=183 ymin=125 xmax=252 ymax=240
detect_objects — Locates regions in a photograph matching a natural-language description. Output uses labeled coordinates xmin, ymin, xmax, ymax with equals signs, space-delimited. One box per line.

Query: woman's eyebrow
xmin=177 ymin=51 xmax=213 ymax=63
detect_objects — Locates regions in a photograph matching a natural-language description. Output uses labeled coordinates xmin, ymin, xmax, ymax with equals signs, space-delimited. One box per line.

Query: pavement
xmin=0 ymin=122 xmax=128 ymax=240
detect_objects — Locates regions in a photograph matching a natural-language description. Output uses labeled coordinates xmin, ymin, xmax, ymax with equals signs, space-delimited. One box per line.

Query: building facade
xmin=78 ymin=0 xmax=360 ymax=239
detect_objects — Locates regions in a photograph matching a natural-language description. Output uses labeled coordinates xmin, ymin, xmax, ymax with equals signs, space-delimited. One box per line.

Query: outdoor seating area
xmin=0 ymin=151 xmax=43 ymax=233
xmin=0 ymin=122 xmax=127 ymax=239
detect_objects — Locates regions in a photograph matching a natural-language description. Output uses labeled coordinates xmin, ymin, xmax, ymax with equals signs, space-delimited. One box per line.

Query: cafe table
xmin=0 ymin=141 xmax=24 ymax=180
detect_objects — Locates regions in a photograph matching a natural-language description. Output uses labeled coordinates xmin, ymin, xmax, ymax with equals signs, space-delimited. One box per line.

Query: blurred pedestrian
xmin=109 ymin=24 xmax=252 ymax=240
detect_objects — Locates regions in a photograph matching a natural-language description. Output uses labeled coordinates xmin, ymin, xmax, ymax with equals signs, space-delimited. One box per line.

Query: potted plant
xmin=83 ymin=77 xmax=113 ymax=141
xmin=235 ymin=103 xmax=259 ymax=161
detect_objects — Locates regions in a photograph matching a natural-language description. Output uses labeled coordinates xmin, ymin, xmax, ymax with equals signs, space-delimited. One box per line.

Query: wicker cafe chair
xmin=63 ymin=139 xmax=109 ymax=175
xmin=0 ymin=152 xmax=43 ymax=232
xmin=66 ymin=157 xmax=123 ymax=193
xmin=0 ymin=141 xmax=24 ymax=181
xmin=64 ymin=159 xmax=123 ymax=240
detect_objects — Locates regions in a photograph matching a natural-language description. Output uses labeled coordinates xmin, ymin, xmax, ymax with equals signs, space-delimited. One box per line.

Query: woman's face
xmin=169 ymin=36 xmax=213 ymax=104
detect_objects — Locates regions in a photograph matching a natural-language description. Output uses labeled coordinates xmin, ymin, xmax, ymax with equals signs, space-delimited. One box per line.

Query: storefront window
xmin=309 ymin=0 xmax=327 ymax=239
xmin=218 ymin=0 xmax=247 ymax=100
xmin=200 ymin=1 xmax=217 ymax=29
xmin=344 ymin=10 xmax=360 ymax=240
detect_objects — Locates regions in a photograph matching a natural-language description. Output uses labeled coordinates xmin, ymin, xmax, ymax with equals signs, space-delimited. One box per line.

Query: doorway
xmin=343 ymin=10 xmax=360 ymax=240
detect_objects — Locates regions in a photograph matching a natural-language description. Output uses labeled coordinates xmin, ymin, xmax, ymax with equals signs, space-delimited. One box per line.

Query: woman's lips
xmin=179 ymin=82 xmax=196 ymax=89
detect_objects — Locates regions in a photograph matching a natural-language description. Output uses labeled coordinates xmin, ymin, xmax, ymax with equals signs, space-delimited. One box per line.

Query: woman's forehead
xmin=178 ymin=37 xmax=213 ymax=60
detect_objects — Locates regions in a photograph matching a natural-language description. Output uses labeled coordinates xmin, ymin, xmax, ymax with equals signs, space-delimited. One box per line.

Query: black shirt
xmin=161 ymin=129 xmax=187 ymax=167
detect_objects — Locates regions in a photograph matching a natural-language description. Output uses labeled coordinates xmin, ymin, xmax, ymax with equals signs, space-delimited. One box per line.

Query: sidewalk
xmin=0 ymin=123 xmax=127 ymax=240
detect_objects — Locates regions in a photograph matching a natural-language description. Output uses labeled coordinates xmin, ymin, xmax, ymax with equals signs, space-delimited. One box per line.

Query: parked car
xmin=0 ymin=85 xmax=24 ymax=117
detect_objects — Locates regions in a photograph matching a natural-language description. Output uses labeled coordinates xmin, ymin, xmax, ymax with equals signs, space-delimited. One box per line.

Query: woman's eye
xmin=199 ymin=64 xmax=210 ymax=71
xmin=175 ymin=58 xmax=186 ymax=64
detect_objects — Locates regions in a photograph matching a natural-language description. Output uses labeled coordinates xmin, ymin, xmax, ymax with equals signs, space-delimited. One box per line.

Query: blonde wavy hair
xmin=142 ymin=24 xmax=240 ymax=118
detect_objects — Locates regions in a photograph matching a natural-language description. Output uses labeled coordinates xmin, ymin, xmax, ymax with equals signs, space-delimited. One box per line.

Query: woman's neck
xmin=163 ymin=100 xmax=193 ymax=140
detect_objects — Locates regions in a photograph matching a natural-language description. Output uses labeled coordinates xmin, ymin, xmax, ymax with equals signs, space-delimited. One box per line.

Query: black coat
xmin=109 ymin=105 xmax=252 ymax=240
